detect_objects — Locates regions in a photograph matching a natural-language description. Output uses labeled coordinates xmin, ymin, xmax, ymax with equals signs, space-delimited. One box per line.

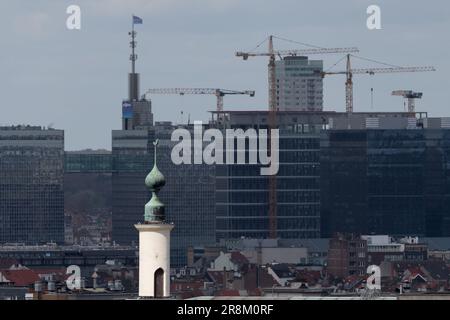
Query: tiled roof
xmin=0 ymin=269 xmax=40 ymax=286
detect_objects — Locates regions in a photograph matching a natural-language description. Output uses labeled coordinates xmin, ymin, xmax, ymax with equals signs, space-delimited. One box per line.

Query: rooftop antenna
xmin=128 ymin=15 xmax=142 ymax=101
xmin=129 ymin=15 xmax=138 ymax=75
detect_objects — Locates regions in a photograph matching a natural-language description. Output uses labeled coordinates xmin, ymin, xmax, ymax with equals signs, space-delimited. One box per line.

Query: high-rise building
xmin=321 ymin=124 xmax=450 ymax=238
xmin=64 ymin=150 xmax=112 ymax=173
xmin=112 ymin=25 xmax=156 ymax=246
xmin=122 ymin=99 xmax=153 ymax=131
xmin=112 ymin=123 xmax=216 ymax=266
xmin=112 ymin=26 xmax=215 ymax=266
xmin=0 ymin=126 xmax=64 ymax=244
xmin=112 ymin=129 xmax=154 ymax=246
xmin=122 ymin=21 xmax=152 ymax=131
xmin=275 ymin=56 xmax=323 ymax=111
xmin=211 ymin=110 xmax=441 ymax=242
xmin=154 ymin=122 xmax=216 ymax=266
xmin=213 ymin=111 xmax=325 ymax=241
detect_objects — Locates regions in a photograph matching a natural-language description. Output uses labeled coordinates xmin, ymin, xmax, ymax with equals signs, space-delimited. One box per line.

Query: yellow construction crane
xmin=236 ymin=35 xmax=358 ymax=238
xmin=144 ymin=88 xmax=255 ymax=113
xmin=321 ymin=54 xmax=435 ymax=113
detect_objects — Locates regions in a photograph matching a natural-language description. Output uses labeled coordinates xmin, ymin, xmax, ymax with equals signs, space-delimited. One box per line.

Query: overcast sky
xmin=0 ymin=0 xmax=449 ymax=150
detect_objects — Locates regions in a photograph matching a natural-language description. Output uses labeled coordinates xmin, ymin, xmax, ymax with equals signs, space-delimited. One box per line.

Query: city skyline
xmin=3 ymin=1 xmax=450 ymax=304
xmin=1 ymin=0 xmax=449 ymax=150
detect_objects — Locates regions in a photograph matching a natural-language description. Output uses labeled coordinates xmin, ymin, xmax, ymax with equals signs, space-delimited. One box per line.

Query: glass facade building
xmin=112 ymin=129 xmax=154 ymax=246
xmin=0 ymin=126 xmax=64 ymax=244
xmin=213 ymin=111 xmax=450 ymax=242
xmin=321 ymin=129 xmax=450 ymax=237
xmin=65 ymin=151 xmax=112 ymax=173
xmin=111 ymin=123 xmax=216 ymax=266
xmin=155 ymin=122 xmax=216 ymax=266
xmin=215 ymin=111 xmax=324 ymax=241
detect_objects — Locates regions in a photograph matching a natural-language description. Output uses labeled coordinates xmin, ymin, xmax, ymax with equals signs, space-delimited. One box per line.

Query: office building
xmin=154 ymin=122 xmax=216 ymax=266
xmin=65 ymin=150 xmax=112 ymax=173
xmin=321 ymin=123 xmax=450 ymax=238
xmin=0 ymin=126 xmax=64 ymax=244
xmin=212 ymin=110 xmax=440 ymax=242
xmin=112 ymin=129 xmax=154 ymax=246
xmin=361 ymin=235 xmax=429 ymax=265
xmin=121 ymin=22 xmax=152 ymax=131
xmin=275 ymin=56 xmax=323 ymax=111
xmin=112 ymin=122 xmax=216 ymax=266
xmin=213 ymin=110 xmax=326 ymax=241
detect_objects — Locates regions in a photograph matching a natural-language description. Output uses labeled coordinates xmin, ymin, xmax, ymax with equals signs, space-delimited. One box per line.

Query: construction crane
xmin=236 ymin=36 xmax=359 ymax=113
xmin=392 ymin=90 xmax=423 ymax=113
xmin=321 ymin=54 xmax=435 ymax=113
xmin=236 ymin=35 xmax=359 ymax=239
xmin=144 ymin=88 xmax=255 ymax=113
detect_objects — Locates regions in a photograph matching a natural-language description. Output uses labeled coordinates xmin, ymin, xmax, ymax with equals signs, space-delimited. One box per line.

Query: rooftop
xmin=0 ymin=125 xmax=59 ymax=131
xmin=0 ymin=269 xmax=40 ymax=286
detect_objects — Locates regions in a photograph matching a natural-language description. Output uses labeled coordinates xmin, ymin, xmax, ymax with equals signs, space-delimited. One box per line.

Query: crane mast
xmin=345 ymin=54 xmax=354 ymax=113
xmin=268 ymin=36 xmax=277 ymax=112
xmin=267 ymin=36 xmax=277 ymax=238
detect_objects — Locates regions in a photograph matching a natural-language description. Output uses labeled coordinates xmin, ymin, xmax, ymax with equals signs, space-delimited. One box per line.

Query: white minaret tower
xmin=135 ymin=140 xmax=174 ymax=298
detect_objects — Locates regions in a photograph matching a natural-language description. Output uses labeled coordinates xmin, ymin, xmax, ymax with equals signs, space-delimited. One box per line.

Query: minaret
xmin=135 ymin=140 xmax=174 ymax=298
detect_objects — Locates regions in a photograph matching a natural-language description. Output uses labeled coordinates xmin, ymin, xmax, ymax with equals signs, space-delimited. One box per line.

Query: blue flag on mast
xmin=133 ymin=15 xmax=143 ymax=25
